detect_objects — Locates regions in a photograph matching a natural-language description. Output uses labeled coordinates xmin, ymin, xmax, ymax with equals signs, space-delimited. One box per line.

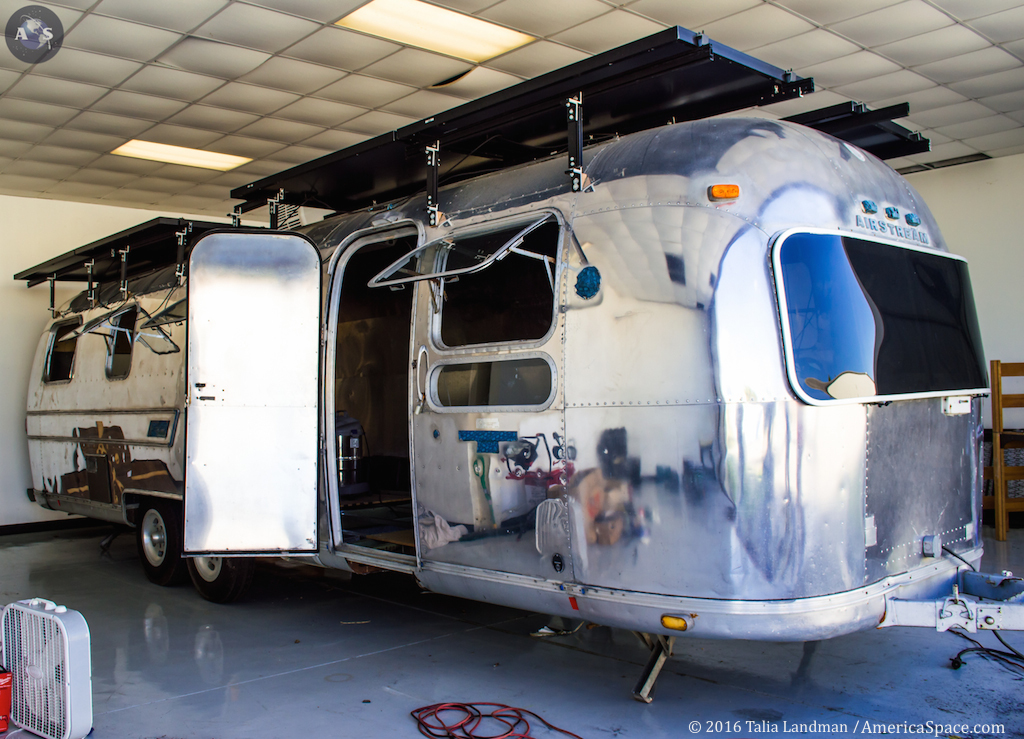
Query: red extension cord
xmin=410 ymin=702 xmax=585 ymax=739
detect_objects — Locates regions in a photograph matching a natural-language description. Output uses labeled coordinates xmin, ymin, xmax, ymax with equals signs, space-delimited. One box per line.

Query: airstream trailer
xmin=19 ymin=28 xmax=1023 ymax=701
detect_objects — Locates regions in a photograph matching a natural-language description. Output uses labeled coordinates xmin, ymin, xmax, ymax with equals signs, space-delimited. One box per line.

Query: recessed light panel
xmin=111 ymin=140 xmax=252 ymax=170
xmin=336 ymin=0 xmax=533 ymax=63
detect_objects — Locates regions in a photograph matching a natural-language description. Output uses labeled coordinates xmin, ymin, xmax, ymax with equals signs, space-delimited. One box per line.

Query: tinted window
xmin=107 ymin=307 xmax=136 ymax=379
xmin=45 ymin=321 xmax=80 ymax=383
xmin=440 ymin=221 xmax=559 ymax=346
xmin=435 ymin=358 xmax=553 ymax=407
xmin=777 ymin=233 xmax=986 ymax=402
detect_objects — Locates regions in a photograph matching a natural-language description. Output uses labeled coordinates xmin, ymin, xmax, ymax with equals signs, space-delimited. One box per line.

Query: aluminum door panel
xmin=184 ymin=231 xmax=321 ymax=554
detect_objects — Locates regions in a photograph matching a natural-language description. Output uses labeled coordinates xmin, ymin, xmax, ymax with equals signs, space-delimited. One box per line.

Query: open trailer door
xmin=183 ymin=230 xmax=321 ymax=555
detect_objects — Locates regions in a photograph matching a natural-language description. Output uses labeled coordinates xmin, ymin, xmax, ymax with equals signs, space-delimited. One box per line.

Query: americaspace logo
xmin=5 ymin=5 xmax=63 ymax=64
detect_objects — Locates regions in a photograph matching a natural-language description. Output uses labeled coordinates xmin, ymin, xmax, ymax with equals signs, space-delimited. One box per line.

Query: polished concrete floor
xmin=0 ymin=524 xmax=1021 ymax=739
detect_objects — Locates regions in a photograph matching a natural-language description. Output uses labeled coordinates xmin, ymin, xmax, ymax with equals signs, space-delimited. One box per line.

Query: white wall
xmin=906 ymin=152 xmax=1024 ymax=428
xmin=0 ymin=195 xmax=228 ymax=526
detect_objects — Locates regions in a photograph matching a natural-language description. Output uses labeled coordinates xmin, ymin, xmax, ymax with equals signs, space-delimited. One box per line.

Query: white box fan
xmin=1 ymin=599 xmax=92 ymax=739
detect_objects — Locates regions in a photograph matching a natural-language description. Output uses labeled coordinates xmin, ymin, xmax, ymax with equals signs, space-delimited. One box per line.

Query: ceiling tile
xmin=185 ymin=183 xmax=237 ymax=199
xmin=274 ymin=98 xmax=365 ymax=127
xmin=283 ymin=27 xmax=400 ymax=70
xmin=343 ymin=111 xmax=418 ymax=136
xmin=0 ymin=156 xmax=13 ymax=170
xmin=198 ymin=82 xmax=300 ymax=115
xmin=93 ymin=0 xmax=228 ymax=32
xmin=0 ymin=68 xmax=19 ymax=94
xmin=302 ymin=129 xmax=369 ymax=151
xmin=382 ymin=90 xmax=463 ymax=119
xmin=480 ymin=0 xmax=609 ymax=37
xmin=33 ymin=48 xmax=142 ymax=86
xmin=20 ymin=144 xmax=102 ymax=166
xmin=45 ymin=129 xmax=131 ymax=153
xmin=908 ymin=100 xmax=998 ymax=128
xmin=914 ymin=129 xmax=952 ymax=146
xmin=963 ymin=127 xmax=1024 ymax=151
xmin=980 ymin=90 xmax=1024 ymax=113
xmin=907 ymin=140 xmax=979 ymax=164
xmin=361 ymin=49 xmax=473 ymax=88
xmin=126 ymin=176 xmax=193 ymax=194
xmin=949 ymin=67 xmax=1024 ymax=98
xmin=149 ymin=163 xmax=226 ymax=182
xmin=773 ymin=0 xmax=902 ymax=25
xmin=247 ymin=0 xmax=365 ymax=23
xmin=1003 ymin=38 xmax=1024 ymax=56
xmin=0 ymin=175 xmax=59 ymax=192
xmin=90 ymin=153 xmax=167 ymax=174
xmin=799 ymin=51 xmax=902 ymax=89
xmin=158 ymin=193 xmax=226 ymax=212
xmin=0 ymin=120 xmax=55 ymax=143
xmin=194 ymin=4 xmax=319 ymax=53
xmin=873 ymin=86 xmax=970 ymax=114
xmin=626 ymin=0 xmax=760 ymax=29
xmin=235 ymin=118 xmax=326 ymax=143
xmin=930 ymin=0 xmax=1023 ymax=21
xmin=873 ymin=25 xmax=990 ymax=67
xmin=230 ymin=160 xmax=287 ymax=178
xmin=702 ymin=6 xmax=815 ymax=52
xmin=240 ymin=57 xmax=346 ymax=94
xmin=7 ymin=76 xmax=107 ymax=107
xmin=101 ymin=187 xmax=167 ymax=204
xmin=969 ymin=6 xmax=1024 ymax=43
xmin=263 ymin=144 xmax=334 ymax=165
xmin=0 ymin=99 xmax=78 ymax=126
xmin=748 ymin=30 xmax=859 ymax=71
xmin=829 ymin=1 xmax=954 ymax=47
xmin=1003 ymin=109 xmax=1024 ymax=124
xmin=3 ymin=159 xmax=78 ymax=179
xmin=934 ymin=114 xmax=1017 ymax=139
xmin=45 ymin=181 xmax=118 ymax=199
xmin=203 ymin=171 xmax=259 ymax=189
xmin=914 ymin=47 xmax=1020 ymax=85
xmin=486 ymin=40 xmax=588 ymax=78
xmin=433 ymin=66 xmax=521 ymax=99
xmin=159 ymin=38 xmax=271 ymax=78
xmin=986 ymin=142 xmax=1024 ymax=157
xmin=551 ymin=10 xmax=665 ymax=54
xmin=0 ymin=140 xmax=33 ymax=158
xmin=65 ymin=15 xmax=181 ymax=61
xmin=91 ymin=90 xmax=189 ymax=119
xmin=314 ymin=74 xmax=415 ymax=108
xmin=137 ymin=123 xmax=224 ymax=148
xmin=205 ymin=135 xmax=288 ymax=158
xmin=120 ymin=65 xmax=226 ymax=101
xmin=64 ymin=168 xmax=138 ymax=187
xmin=835 ymin=70 xmax=936 ymax=101
xmin=166 ymin=105 xmax=260 ymax=132
xmin=431 ymin=0 xmax=502 ymax=11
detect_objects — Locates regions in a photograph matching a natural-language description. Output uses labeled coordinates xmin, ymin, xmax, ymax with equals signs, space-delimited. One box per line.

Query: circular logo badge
xmin=6 ymin=5 xmax=63 ymax=64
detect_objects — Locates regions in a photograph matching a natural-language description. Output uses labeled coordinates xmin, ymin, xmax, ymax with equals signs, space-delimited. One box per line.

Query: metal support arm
xmin=881 ymin=572 xmax=1024 ymax=632
xmin=632 ymin=633 xmax=675 ymax=703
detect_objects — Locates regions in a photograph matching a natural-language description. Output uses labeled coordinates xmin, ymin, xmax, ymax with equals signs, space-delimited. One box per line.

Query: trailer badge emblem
xmin=575 ymin=265 xmax=601 ymax=299
xmin=5 ymin=5 xmax=63 ymax=64
xmin=552 ymin=553 xmax=564 ymax=573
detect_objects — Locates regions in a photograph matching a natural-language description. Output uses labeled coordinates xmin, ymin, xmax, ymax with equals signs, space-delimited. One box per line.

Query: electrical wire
xmin=410 ymin=702 xmax=585 ymax=739
xmin=941 ymin=545 xmax=976 ymax=571
xmin=948 ymin=627 xmax=1024 ymax=673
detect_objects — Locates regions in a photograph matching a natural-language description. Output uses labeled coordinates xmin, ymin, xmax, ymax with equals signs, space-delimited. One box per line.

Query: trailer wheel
xmin=136 ymin=499 xmax=187 ymax=586
xmin=187 ymin=556 xmax=254 ymax=604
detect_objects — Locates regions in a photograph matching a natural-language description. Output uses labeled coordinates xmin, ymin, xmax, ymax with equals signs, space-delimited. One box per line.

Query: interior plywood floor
xmin=0 ymin=524 xmax=1021 ymax=738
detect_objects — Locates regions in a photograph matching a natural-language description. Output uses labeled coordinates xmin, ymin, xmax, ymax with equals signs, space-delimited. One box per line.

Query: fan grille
xmin=2 ymin=607 xmax=69 ymax=739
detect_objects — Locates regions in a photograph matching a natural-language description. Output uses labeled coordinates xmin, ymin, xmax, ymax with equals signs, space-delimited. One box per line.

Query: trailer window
xmin=774 ymin=232 xmax=987 ymax=403
xmin=141 ymin=298 xmax=186 ymax=328
xmin=106 ymin=307 xmax=137 ymax=379
xmin=434 ymin=356 xmax=553 ymax=408
xmin=439 ymin=220 xmax=559 ymax=346
xmin=44 ymin=319 xmax=81 ymax=383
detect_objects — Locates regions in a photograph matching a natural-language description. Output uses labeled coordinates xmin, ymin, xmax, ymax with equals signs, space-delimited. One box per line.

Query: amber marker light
xmin=112 ymin=140 xmax=251 ymax=171
xmin=661 ymin=614 xmax=692 ymax=631
xmin=337 ymin=0 xmax=533 ymax=63
xmin=708 ymin=184 xmax=740 ymax=201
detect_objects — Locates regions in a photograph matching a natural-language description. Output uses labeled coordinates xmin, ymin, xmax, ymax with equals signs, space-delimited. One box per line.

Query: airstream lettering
xmin=18 ymin=28 xmax=1024 ymax=701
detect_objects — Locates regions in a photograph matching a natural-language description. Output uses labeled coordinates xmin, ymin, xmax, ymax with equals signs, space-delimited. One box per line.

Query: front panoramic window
xmin=434 ymin=357 xmax=553 ymax=408
xmin=775 ymin=231 xmax=986 ymax=403
xmin=44 ymin=320 xmax=81 ymax=383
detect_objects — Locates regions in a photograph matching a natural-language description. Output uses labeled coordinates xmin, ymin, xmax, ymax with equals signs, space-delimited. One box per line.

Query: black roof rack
xmin=232 ymin=26 xmax=815 ymax=214
xmin=15 ymin=217 xmax=226 ymax=287
xmin=782 ymin=101 xmax=929 ymax=159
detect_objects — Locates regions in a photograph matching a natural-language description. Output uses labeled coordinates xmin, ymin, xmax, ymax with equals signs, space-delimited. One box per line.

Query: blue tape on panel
xmin=458 ymin=430 xmax=518 ymax=454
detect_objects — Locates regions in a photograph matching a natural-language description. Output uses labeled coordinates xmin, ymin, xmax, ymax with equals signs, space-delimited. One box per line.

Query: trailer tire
xmin=136 ymin=499 xmax=188 ymax=586
xmin=187 ymin=556 xmax=254 ymax=604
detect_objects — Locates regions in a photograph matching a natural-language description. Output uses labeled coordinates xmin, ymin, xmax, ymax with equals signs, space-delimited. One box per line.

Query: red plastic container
xmin=0 ymin=669 xmax=11 ymax=732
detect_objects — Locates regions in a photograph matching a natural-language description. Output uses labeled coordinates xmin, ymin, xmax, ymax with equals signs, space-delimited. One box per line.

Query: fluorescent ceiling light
xmin=111 ymin=140 xmax=252 ymax=171
xmin=337 ymin=0 xmax=533 ymax=63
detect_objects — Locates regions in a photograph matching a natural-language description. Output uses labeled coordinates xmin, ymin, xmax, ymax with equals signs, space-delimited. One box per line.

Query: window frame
xmin=771 ymin=227 xmax=989 ymax=407
xmin=428 ymin=352 xmax=558 ymax=413
xmin=43 ymin=317 xmax=82 ymax=384
xmin=104 ymin=305 xmax=137 ymax=380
